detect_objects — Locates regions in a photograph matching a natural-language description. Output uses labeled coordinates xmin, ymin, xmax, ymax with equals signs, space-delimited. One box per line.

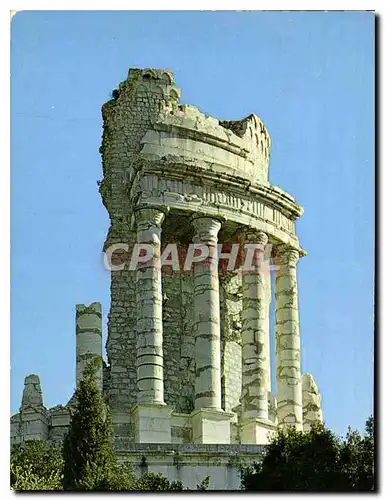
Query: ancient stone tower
xmin=11 ymin=68 xmax=322 ymax=489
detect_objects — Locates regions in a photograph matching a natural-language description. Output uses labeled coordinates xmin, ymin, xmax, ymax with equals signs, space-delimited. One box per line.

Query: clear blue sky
xmin=11 ymin=11 xmax=374 ymax=436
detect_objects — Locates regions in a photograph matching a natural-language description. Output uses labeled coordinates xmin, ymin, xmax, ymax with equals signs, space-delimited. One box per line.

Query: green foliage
xmin=197 ymin=476 xmax=210 ymax=490
xmin=10 ymin=358 xmax=185 ymax=492
xmin=10 ymin=440 xmax=63 ymax=491
xmin=136 ymin=472 xmax=184 ymax=491
xmin=339 ymin=416 xmax=374 ymax=490
xmin=107 ymin=462 xmax=137 ymax=491
xmin=61 ymin=359 xmax=185 ymax=491
xmin=11 ymin=463 xmax=62 ymax=491
xmin=62 ymin=358 xmax=116 ymax=490
xmin=10 ymin=395 xmax=374 ymax=492
xmin=10 ymin=359 xmax=187 ymax=491
xmin=241 ymin=418 xmax=374 ymax=491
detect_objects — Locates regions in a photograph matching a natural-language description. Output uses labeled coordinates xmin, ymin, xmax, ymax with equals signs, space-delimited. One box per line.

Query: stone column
xmin=240 ymin=232 xmax=269 ymax=421
xmin=134 ymin=207 xmax=166 ymax=406
xmin=302 ymin=373 xmax=323 ymax=431
xmin=132 ymin=207 xmax=172 ymax=444
xmin=76 ymin=302 xmax=103 ymax=390
xmin=274 ymin=245 xmax=303 ymax=430
xmin=190 ymin=217 xmax=233 ymax=444
xmin=264 ymin=266 xmax=272 ymax=393
xmin=192 ymin=216 xmax=222 ymax=411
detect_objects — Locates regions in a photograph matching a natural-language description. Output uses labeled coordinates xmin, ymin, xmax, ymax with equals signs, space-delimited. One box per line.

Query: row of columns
xmin=134 ymin=207 xmax=303 ymax=430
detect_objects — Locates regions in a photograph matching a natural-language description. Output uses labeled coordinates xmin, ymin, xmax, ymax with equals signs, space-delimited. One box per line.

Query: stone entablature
xmin=131 ymin=170 xmax=301 ymax=247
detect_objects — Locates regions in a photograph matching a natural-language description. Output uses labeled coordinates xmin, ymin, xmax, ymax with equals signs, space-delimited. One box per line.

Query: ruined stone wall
xmin=106 ymin=265 xmax=137 ymax=412
xmin=48 ymin=424 xmax=69 ymax=444
xmin=162 ymin=269 xmax=195 ymax=413
xmin=11 ymin=375 xmax=49 ymax=445
xmin=100 ymin=70 xmax=180 ymax=415
xmin=48 ymin=406 xmax=71 ymax=444
xmin=219 ymin=272 xmax=243 ymax=413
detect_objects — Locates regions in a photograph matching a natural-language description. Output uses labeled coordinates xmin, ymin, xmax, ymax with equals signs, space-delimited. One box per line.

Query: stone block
xmin=191 ymin=408 xmax=233 ymax=444
xmin=132 ymin=404 xmax=172 ymax=444
xmin=239 ymin=418 xmax=276 ymax=445
xmin=19 ymin=408 xmax=49 ymax=441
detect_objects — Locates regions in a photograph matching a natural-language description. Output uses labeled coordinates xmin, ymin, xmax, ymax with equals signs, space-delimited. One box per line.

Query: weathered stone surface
xmin=132 ymin=404 xmax=172 ymax=443
xmin=11 ymin=375 xmax=49 ymax=444
xmin=192 ymin=217 xmax=222 ymax=411
xmin=117 ymin=443 xmax=264 ymax=490
xmin=11 ymin=67 xmax=322 ymax=488
xmin=302 ymin=373 xmax=323 ymax=431
xmin=219 ymin=269 xmax=242 ymax=413
xmin=21 ymin=374 xmax=44 ymax=410
xmin=134 ymin=208 xmax=166 ymax=406
xmin=239 ymin=417 xmax=277 ymax=445
xmin=274 ymin=246 xmax=303 ymax=430
xmin=240 ymin=232 xmax=270 ymax=425
xmin=191 ymin=408 xmax=233 ymax=444
xmin=76 ymin=302 xmax=103 ymax=390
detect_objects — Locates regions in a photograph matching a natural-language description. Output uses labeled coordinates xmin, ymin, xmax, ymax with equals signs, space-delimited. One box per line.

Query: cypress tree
xmin=62 ymin=358 xmax=116 ymax=490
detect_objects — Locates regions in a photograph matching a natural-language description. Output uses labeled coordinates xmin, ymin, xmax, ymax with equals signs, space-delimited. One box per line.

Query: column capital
xmin=240 ymin=230 xmax=270 ymax=273
xmin=134 ymin=207 xmax=166 ymax=232
xmin=192 ymin=216 xmax=221 ymax=244
xmin=239 ymin=229 xmax=269 ymax=247
xmin=274 ymin=244 xmax=300 ymax=266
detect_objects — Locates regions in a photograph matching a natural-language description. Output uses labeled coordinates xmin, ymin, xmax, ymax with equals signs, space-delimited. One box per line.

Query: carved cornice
xmin=136 ymin=157 xmax=303 ymax=221
xmin=128 ymin=174 xmax=302 ymax=250
xmin=152 ymin=121 xmax=250 ymax=159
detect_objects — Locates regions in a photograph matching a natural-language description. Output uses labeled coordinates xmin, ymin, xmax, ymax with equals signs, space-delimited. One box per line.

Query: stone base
xmin=116 ymin=443 xmax=264 ymax=490
xmin=132 ymin=404 xmax=172 ymax=444
xmin=239 ymin=418 xmax=277 ymax=445
xmin=191 ymin=408 xmax=233 ymax=444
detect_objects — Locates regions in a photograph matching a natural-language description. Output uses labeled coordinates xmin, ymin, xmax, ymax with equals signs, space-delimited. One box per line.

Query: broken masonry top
xmin=127 ymin=68 xmax=176 ymax=86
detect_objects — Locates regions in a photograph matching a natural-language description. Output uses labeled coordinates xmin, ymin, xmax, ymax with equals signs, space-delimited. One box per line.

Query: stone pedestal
xmin=191 ymin=408 xmax=233 ymax=444
xmin=275 ymin=245 xmax=303 ymax=430
xmin=239 ymin=418 xmax=277 ymax=445
xmin=19 ymin=408 xmax=49 ymax=441
xmin=132 ymin=404 xmax=172 ymax=444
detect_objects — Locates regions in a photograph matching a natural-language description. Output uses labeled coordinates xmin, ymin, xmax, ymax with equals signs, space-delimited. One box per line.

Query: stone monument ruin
xmin=11 ymin=68 xmax=323 ymax=489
